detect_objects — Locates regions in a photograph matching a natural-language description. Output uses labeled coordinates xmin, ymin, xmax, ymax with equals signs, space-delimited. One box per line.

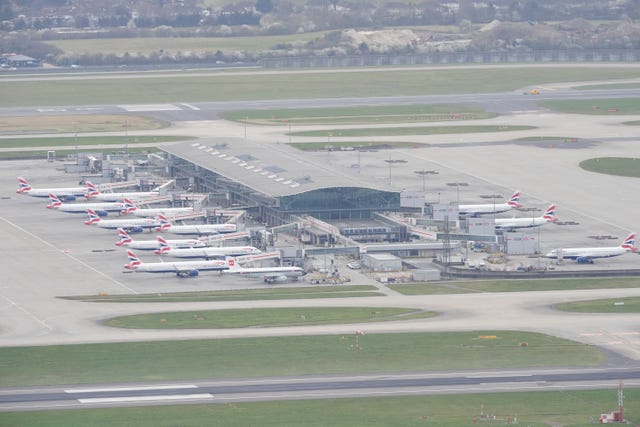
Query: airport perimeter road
xmin=2 ymin=368 xmax=640 ymax=411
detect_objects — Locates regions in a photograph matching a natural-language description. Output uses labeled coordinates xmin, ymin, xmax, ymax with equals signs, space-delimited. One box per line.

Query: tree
xmin=255 ymin=0 xmax=273 ymax=14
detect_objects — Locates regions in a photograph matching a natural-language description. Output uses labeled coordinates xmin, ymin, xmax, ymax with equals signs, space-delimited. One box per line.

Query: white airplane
xmin=124 ymin=250 xmax=228 ymax=277
xmin=495 ymin=204 xmax=557 ymax=231
xmin=17 ymin=177 xmax=88 ymax=200
xmin=546 ymin=232 xmax=637 ymax=264
xmin=115 ymin=228 xmax=208 ymax=250
xmin=459 ymin=191 xmax=522 ymax=217
xmin=121 ymin=199 xmax=195 ymax=217
xmin=222 ymin=257 xmax=306 ymax=283
xmin=47 ymin=194 xmax=126 ymax=215
xmin=84 ymin=182 xmax=159 ymax=202
xmin=84 ymin=209 xmax=163 ymax=230
xmin=155 ymin=214 xmax=237 ymax=236
xmin=155 ymin=236 xmax=261 ymax=259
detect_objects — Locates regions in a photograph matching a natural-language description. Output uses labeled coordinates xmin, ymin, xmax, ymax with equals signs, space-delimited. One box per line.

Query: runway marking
xmin=78 ymin=393 xmax=213 ymax=404
xmin=180 ymin=103 xmax=200 ymax=110
xmin=117 ymin=104 xmax=182 ymax=112
xmin=66 ymin=384 xmax=198 ymax=393
xmin=0 ymin=216 xmax=138 ymax=295
xmin=0 ymin=294 xmax=52 ymax=331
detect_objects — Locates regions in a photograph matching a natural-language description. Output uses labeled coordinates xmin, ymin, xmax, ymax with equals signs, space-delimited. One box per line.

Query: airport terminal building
xmin=163 ymin=138 xmax=401 ymax=226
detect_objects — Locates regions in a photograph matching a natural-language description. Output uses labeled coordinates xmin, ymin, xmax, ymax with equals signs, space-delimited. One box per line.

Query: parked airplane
xmin=546 ymin=232 xmax=637 ymax=264
xmin=17 ymin=177 xmax=87 ymax=200
xmin=115 ymin=228 xmax=208 ymax=250
xmin=84 ymin=209 xmax=163 ymax=230
xmin=495 ymin=204 xmax=557 ymax=231
xmin=121 ymin=199 xmax=194 ymax=217
xmin=459 ymin=191 xmax=522 ymax=217
xmin=84 ymin=182 xmax=159 ymax=201
xmin=222 ymin=257 xmax=306 ymax=283
xmin=124 ymin=250 xmax=228 ymax=277
xmin=155 ymin=214 xmax=237 ymax=235
xmin=155 ymin=237 xmax=261 ymax=259
xmin=47 ymin=194 xmax=126 ymax=215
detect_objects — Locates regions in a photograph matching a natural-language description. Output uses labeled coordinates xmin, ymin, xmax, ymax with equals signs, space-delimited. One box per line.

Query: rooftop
xmin=163 ymin=137 xmax=396 ymax=198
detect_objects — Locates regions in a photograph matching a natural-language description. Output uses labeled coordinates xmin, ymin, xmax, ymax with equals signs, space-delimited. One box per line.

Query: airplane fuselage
xmin=127 ymin=260 xmax=228 ymax=273
xmin=51 ymin=202 xmax=126 ymax=213
xmin=546 ymin=247 xmax=627 ymax=260
xmin=458 ymin=203 xmax=514 ymax=216
xmin=495 ymin=216 xmax=549 ymax=230
xmin=119 ymin=239 xmax=207 ymax=250
xmin=159 ymin=223 xmax=237 ymax=235
xmin=87 ymin=191 xmax=159 ymax=202
xmin=128 ymin=207 xmax=194 ymax=217
xmin=92 ymin=218 xmax=163 ymax=229
xmin=159 ymin=246 xmax=261 ymax=259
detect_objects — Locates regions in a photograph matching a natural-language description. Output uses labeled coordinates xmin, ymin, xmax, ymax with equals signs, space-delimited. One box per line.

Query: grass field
xmin=556 ymin=296 xmax=640 ymax=313
xmin=289 ymin=125 xmax=534 ymax=137
xmin=0 ymin=331 xmax=604 ymax=387
xmin=0 ymin=135 xmax=192 ymax=149
xmin=4 ymin=67 xmax=640 ymax=107
xmin=220 ymin=104 xmax=496 ymax=125
xmin=0 ymin=114 xmax=168 ymax=134
xmin=290 ymin=141 xmax=425 ymax=150
xmin=2 ymin=389 xmax=638 ymax=426
xmin=62 ymin=285 xmax=384 ymax=302
xmin=540 ymin=98 xmax=640 ymax=114
xmin=47 ymin=33 xmax=324 ymax=55
xmin=579 ymin=157 xmax=640 ymax=177
xmin=104 ymin=307 xmax=436 ymax=329
xmin=389 ymin=277 xmax=640 ymax=295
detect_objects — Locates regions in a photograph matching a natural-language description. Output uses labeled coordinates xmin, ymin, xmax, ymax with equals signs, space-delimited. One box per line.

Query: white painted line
xmin=198 ymin=145 xmax=206 ymax=150
xmin=210 ymin=150 xmax=219 ymax=155
xmin=218 ymin=154 xmax=227 ymax=158
xmin=66 ymin=385 xmax=198 ymax=394
xmin=78 ymin=393 xmax=213 ymax=404
xmin=191 ymin=143 xmax=200 ymax=147
xmin=180 ymin=103 xmax=200 ymax=110
xmin=118 ymin=104 xmax=182 ymax=112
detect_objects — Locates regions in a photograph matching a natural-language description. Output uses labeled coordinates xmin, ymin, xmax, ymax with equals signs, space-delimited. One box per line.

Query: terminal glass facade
xmin=279 ymin=187 xmax=400 ymax=220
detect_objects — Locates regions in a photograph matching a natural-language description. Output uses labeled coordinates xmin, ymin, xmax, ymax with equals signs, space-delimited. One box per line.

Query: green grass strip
xmin=220 ymin=104 xmax=496 ymax=125
xmin=390 ymin=277 xmax=640 ymax=295
xmin=580 ymin=157 xmax=640 ymax=177
xmin=541 ymin=98 xmax=640 ymax=114
xmin=290 ymin=125 xmax=534 ymax=137
xmin=556 ymin=296 xmax=640 ymax=313
xmin=0 ymin=331 xmax=604 ymax=387
xmin=0 ymin=135 xmax=194 ymax=149
xmin=290 ymin=141 xmax=425 ymax=150
xmin=2 ymin=389 xmax=638 ymax=426
xmin=62 ymin=285 xmax=383 ymax=303
xmin=104 ymin=307 xmax=435 ymax=329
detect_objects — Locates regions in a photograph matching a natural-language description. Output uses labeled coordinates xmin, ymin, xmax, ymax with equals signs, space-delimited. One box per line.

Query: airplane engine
xmin=60 ymin=195 xmax=76 ymax=202
xmin=576 ymin=257 xmax=594 ymax=264
xmin=265 ymin=275 xmax=288 ymax=284
xmin=96 ymin=210 xmax=109 ymax=217
xmin=127 ymin=226 xmax=144 ymax=233
xmin=177 ymin=270 xmax=199 ymax=278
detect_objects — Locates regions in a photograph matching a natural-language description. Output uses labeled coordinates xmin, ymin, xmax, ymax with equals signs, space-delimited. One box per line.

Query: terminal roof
xmin=163 ymin=138 xmax=395 ymax=197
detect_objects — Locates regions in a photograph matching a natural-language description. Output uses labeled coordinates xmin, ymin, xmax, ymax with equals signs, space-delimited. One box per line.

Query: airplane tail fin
xmin=154 ymin=236 xmax=171 ymax=254
xmin=124 ymin=250 xmax=142 ymax=269
xmin=121 ymin=198 xmax=137 ymax=214
xmin=542 ymin=204 xmax=558 ymax=222
xmin=116 ymin=227 xmax=132 ymax=246
xmin=155 ymin=214 xmax=171 ymax=231
xmin=47 ymin=193 xmax=62 ymax=209
xmin=507 ymin=191 xmax=522 ymax=208
xmin=621 ymin=232 xmax=637 ymax=252
xmin=16 ymin=177 xmax=31 ymax=193
xmin=84 ymin=181 xmax=99 ymax=199
xmin=84 ymin=209 xmax=101 ymax=225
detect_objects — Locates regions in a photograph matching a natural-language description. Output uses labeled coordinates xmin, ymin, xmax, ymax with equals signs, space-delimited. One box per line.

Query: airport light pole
xmin=446 ymin=182 xmax=469 ymax=204
xmin=385 ymin=157 xmax=407 ymax=186
xmin=414 ymin=169 xmax=439 ymax=199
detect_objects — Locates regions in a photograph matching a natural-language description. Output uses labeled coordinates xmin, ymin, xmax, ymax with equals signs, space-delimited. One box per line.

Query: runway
xmin=2 ymin=367 xmax=640 ymax=411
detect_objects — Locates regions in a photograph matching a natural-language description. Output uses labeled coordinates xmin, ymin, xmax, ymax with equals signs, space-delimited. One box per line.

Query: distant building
xmin=2 ymin=54 xmax=40 ymax=68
